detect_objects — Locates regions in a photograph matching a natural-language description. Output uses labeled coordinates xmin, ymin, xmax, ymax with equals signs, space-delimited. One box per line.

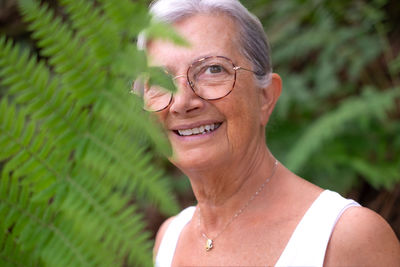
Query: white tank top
xmin=155 ymin=190 xmax=360 ymax=267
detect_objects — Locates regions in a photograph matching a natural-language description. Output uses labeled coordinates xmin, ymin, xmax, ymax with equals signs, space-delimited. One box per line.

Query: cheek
xmin=223 ymin=93 xmax=260 ymax=146
xmin=226 ymin=83 xmax=261 ymax=124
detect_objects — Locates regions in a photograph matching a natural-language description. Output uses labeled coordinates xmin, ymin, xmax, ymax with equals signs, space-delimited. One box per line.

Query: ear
xmin=259 ymin=73 xmax=282 ymax=126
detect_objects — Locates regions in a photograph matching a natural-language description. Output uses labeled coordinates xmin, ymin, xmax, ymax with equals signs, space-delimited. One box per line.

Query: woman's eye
xmin=206 ymin=65 xmax=223 ymax=74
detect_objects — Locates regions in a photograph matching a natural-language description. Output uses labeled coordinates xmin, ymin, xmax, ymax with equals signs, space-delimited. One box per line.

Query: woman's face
xmin=147 ymin=13 xmax=275 ymax=172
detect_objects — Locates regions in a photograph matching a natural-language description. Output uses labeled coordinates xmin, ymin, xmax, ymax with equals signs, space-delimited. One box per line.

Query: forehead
xmin=147 ymin=13 xmax=242 ymax=71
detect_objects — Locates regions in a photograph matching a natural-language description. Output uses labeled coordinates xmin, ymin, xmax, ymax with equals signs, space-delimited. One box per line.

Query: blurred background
xmin=1 ymin=0 xmax=399 ymax=249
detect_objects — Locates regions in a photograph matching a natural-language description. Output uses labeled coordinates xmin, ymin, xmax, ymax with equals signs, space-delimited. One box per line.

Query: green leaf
xmin=147 ymin=66 xmax=176 ymax=93
xmin=286 ymin=87 xmax=400 ymax=172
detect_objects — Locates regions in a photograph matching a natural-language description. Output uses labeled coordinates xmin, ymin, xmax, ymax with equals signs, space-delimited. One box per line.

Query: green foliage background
xmin=245 ymin=0 xmax=400 ymax=193
xmin=0 ymin=0 xmax=399 ymax=266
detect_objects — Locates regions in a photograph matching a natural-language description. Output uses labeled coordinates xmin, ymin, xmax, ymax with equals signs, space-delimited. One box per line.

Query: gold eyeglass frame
xmin=141 ymin=55 xmax=258 ymax=112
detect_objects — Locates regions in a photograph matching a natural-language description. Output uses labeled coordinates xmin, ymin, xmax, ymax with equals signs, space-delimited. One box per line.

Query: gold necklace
xmin=197 ymin=160 xmax=278 ymax=252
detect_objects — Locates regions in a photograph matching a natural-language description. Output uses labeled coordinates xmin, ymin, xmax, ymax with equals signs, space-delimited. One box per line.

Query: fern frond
xmin=17 ymin=0 xmax=173 ymax=155
xmin=18 ymin=0 xmax=105 ymax=106
xmin=96 ymin=79 xmax=172 ymax=156
xmin=81 ymin=135 xmax=178 ymax=215
xmin=0 ymin=165 xmax=99 ymax=266
xmin=58 ymin=172 xmax=153 ymax=266
xmin=1 ymin=0 xmax=184 ymax=265
xmin=0 ymin=34 xmax=177 ymax=217
xmin=286 ymin=87 xmax=400 ymax=172
xmin=0 ymin=37 xmax=89 ymax=143
xmin=0 ymin=73 xmax=153 ymax=266
xmin=58 ymin=0 xmax=121 ymax=67
xmin=89 ymin=89 xmax=178 ymax=214
xmin=0 ymin=227 xmax=43 ymax=267
xmin=0 ymin=100 xmax=68 ymax=262
xmin=0 ymin=98 xmax=58 ymax=188
xmin=97 ymin=0 xmax=151 ymax=38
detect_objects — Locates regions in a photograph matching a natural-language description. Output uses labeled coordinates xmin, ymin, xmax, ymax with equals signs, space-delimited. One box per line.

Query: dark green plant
xmin=245 ymin=0 xmax=400 ymax=193
xmin=0 ymin=0 xmax=180 ymax=266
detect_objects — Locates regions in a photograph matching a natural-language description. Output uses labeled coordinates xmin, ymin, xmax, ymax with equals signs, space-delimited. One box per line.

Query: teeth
xmin=177 ymin=123 xmax=220 ymax=136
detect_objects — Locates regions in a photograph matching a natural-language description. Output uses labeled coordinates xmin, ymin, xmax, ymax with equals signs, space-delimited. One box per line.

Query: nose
xmin=169 ymin=75 xmax=204 ymax=114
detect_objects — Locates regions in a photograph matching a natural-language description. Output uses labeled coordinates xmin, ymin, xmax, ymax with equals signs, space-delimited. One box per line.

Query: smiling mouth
xmin=174 ymin=123 xmax=222 ymax=136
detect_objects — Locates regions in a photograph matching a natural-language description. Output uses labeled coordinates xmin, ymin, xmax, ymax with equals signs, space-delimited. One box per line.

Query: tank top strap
xmin=274 ymin=190 xmax=360 ymax=267
xmin=155 ymin=206 xmax=196 ymax=267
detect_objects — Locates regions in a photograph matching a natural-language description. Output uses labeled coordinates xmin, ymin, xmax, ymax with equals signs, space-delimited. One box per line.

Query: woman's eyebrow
xmin=192 ymin=53 xmax=219 ymax=62
xmin=161 ymin=53 xmax=227 ymax=75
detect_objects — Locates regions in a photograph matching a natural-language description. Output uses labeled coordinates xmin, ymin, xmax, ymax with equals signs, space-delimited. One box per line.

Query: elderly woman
xmin=136 ymin=0 xmax=400 ymax=266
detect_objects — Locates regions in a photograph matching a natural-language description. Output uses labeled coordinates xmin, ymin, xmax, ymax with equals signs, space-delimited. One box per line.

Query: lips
xmin=173 ymin=122 xmax=222 ymax=136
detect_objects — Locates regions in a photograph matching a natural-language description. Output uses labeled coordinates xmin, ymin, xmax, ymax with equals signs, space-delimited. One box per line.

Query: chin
xmin=170 ymin=151 xmax=223 ymax=173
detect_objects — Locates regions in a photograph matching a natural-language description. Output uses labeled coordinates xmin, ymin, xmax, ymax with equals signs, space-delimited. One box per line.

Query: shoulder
xmin=153 ymin=216 xmax=176 ymax=260
xmin=152 ymin=206 xmax=196 ymax=260
xmin=324 ymin=206 xmax=400 ymax=266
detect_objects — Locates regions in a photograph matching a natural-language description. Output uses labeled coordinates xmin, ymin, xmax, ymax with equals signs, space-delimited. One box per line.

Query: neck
xmin=185 ymin=143 xmax=277 ymax=234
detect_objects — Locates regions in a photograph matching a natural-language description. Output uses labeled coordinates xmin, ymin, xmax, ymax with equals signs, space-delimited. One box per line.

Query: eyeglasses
xmin=132 ymin=56 xmax=258 ymax=112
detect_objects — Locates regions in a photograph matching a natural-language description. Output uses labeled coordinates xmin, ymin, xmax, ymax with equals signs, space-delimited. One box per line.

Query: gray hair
xmin=139 ymin=0 xmax=272 ymax=88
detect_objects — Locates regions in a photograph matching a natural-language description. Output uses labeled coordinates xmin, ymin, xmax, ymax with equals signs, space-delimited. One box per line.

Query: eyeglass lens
xmin=188 ymin=56 xmax=235 ymax=100
xmin=137 ymin=56 xmax=236 ymax=112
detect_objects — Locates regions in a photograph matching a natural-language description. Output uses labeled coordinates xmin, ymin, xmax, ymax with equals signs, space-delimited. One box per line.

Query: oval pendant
xmin=205 ymin=239 xmax=213 ymax=251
